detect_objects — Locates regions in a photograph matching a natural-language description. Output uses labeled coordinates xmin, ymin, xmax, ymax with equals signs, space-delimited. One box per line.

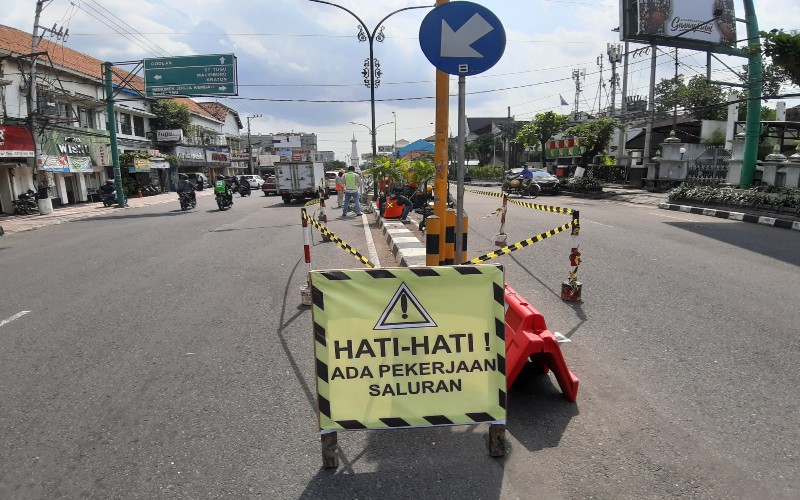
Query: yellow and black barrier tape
xmin=301 ymin=210 xmax=376 ymax=268
xmin=465 ymin=188 xmax=575 ymax=215
xmin=467 ymin=221 xmax=575 ymax=264
xmin=304 ymin=198 xmax=321 ymax=207
xmin=479 ymin=206 xmax=504 ymax=219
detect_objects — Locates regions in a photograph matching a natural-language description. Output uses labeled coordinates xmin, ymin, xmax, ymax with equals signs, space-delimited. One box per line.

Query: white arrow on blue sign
xmin=418 ymin=1 xmax=506 ymax=76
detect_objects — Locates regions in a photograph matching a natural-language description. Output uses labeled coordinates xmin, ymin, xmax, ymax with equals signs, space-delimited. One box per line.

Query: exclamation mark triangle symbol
xmin=374 ymin=283 xmax=437 ymax=330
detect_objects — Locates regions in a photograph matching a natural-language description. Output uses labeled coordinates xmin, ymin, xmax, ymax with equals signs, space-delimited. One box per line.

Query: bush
xmin=560 ymin=176 xmax=603 ymax=192
xmin=468 ymin=165 xmax=504 ymax=180
xmin=668 ymin=184 xmax=800 ymax=212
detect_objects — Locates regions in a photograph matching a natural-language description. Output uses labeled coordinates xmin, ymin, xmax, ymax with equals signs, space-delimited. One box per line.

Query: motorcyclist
xmin=176 ymin=174 xmax=196 ymax=202
xmin=517 ymin=165 xmax=534 ymax=187
xmin=238 ymin=175 xmax=251 ymax=195
xmin=214 ymin=175 xmax=233 ymax=205
xmin=99 ymin=179 xmax=116 ymax=200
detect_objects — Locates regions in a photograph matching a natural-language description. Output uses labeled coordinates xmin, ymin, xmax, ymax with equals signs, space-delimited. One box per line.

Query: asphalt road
xmin=0 ymin=190 xmax=797 ymax=499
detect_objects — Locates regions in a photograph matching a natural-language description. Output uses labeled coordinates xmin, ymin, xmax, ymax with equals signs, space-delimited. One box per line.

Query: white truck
xmin=274 ymin=161 xmax=326 ymax=204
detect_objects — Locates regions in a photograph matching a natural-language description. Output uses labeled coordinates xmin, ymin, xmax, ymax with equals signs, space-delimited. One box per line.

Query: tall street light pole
xmin=392 ymin=111 xmax=397 ymax=158
xmin=246 ymin=114 xmax=261 ymax=175
xmin=349 ymin=120 xmax=393 ymax=154
xmin=309 ymin=0 xmax=431 ymax=196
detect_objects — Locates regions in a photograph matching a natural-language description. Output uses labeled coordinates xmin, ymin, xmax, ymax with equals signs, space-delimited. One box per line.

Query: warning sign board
xmin=310 ymin=265 xmax=506 ymax=431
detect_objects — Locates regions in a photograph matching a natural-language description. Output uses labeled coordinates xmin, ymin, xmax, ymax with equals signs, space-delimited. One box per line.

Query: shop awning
xmin=0 ymin=126 xmax=35 ymax=158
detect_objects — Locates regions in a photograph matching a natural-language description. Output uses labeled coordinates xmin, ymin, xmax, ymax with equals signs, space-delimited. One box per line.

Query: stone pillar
xmin=761 ymin=144 xmax=788 ymax=186
xmin=75 ymin=173 xmax=88 ymax=202
xmin=776 ymin=102 xmax=787 ymax=121
xmin=726 ymin=133 xmax=746 ymax=185
xmin=55 ymin=174 xmax=68 ymax=205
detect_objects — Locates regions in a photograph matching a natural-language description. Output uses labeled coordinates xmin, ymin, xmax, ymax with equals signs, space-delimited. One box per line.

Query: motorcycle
xmin=238 ymin=184 xmax=251 ymax=197
xmin=100 ymin=190 xmax=126 ymax=207
xmin=216 ymin=192 xmax=233 ymax=211
xmin=12 ymin=190 xmax=39 ymax=215
xmin=179 ymin=191 xmax=197 ymax=211
xmin=501 ymin=172 xmax=540 ymax=198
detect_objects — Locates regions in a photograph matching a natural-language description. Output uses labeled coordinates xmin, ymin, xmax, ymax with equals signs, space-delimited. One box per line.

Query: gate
xmin=686 ymin=147 xmax=731 ymax=185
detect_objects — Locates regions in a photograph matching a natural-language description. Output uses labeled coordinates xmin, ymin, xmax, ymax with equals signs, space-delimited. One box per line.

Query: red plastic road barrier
xmin=504 ymin=284 xmax=579 ymax=401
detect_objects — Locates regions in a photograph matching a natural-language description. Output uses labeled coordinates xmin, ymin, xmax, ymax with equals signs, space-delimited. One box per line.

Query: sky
xmin=4 ymin=0 xmax=800 ymax=161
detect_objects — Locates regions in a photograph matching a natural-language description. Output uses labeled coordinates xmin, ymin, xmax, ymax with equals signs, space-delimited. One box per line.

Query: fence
xmin=686 ymin=147 xmax=731 ymax=185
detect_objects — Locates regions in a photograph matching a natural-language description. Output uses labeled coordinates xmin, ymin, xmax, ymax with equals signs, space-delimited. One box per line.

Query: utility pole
xmin=642 ymin=44 xmax=657 ymax=164
xmin=607 ymin=43 xmax=622 ymax=116
xmin=246 ymin=114 xmax=261 ymax=175
xmin=615 ymin=41 xmax=629 ymax=164
xmin=504 ymin=106 xmax=511 ymax=168
xmin=392 ymin=111 xmax=397 ymax=158
xmin=595 ymin=55 xmax=604 ymax=115
xmin=572 ymin=68 xmax=585 ymax=120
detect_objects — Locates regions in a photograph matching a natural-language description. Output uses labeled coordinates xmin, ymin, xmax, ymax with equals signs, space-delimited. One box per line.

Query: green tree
xmin=149 ymin=100 xmax=191 ymax=133
xmin=761 ymin=30 xmax=800 ymax=86
xmin=514 ymin=111 xmax=571 ymax=166
xmin=655 ymin=75 xmax=726 ymax=120
xmin=564 ymin=118 xmax=621 ymax=167
xmin=472 ymin=133 xmax=498 ymax=166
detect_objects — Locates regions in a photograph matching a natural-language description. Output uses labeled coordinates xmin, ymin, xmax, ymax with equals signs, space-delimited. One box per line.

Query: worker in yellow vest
xmin=341 ymin=166 xmax=362 ymax=217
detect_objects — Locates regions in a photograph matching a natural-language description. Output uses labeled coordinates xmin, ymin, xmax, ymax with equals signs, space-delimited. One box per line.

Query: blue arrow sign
xmin=419 ymin=1 xmax=506 ymax=76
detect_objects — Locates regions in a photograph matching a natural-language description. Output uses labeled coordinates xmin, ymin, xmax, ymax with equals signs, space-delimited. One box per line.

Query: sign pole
xmin=433 ymin=0 xmax=449 ymax=265
xmin=455 ymin=75 xmax=466 ymax=264
xmin=103 ymin=62 xmax=124 ymax=208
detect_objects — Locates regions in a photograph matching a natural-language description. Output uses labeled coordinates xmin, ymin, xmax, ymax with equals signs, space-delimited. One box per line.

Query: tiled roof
xmin=198 ymin=102 xmax=243 ymax=129
xmin=171 ymin=97 xmax=220 ymax=122
xmin=0 ymin=24 xmax=142 ymax=89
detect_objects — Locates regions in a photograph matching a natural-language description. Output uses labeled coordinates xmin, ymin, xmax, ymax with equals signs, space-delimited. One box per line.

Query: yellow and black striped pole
xmin=444 ymin=209 xmax=456 ymax=265
xmin=425 ymin=216 xmax=441 ymax=266
xmin=460 ymin=214 xmax=468 ymax=263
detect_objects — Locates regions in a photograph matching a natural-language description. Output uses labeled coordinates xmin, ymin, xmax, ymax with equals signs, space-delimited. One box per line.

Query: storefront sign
xmin=231 ymin=153 xmax=249 ymax=162
xmin=175 ymin=146 xmax=205 ymax=161
xmin=91 ymin=144 xmax=110 ymax=167
xmin=156 ymin=129 xmax=183 ymax=142
xmin=206 ymin=148 xmax=230 ymax=164
xmin=38 ymin=155 xmax=92 ymax=172
xmin=0 ymin=126 xmax=35 ymax=158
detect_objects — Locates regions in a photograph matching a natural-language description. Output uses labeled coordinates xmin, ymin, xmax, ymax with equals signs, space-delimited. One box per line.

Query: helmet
xmin=216 ymin=175 xmax=224 ymax=181
xmin=338 ymin=170 xmax=345 ymax=174
xmin=105 ymin=179 xmax=113 ymax=184
xmin=178 ymin=174 xmax=188 ymax=180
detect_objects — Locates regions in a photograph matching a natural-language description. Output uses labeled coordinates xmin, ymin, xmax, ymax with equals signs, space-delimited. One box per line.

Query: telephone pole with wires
xmin=27 ymin=0 xmax=69 ymax=214
xmin=572 ymin=68 xmax=585 ymax=121
xmin=595 ymin=55 xmax=605 ymax=115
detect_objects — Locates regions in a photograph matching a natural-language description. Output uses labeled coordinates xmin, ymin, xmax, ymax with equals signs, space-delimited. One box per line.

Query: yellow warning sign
xmin=374 ymin=283 xmax=436 ymax=330
xmin=310 ymin=265 xmax=507 ymax=431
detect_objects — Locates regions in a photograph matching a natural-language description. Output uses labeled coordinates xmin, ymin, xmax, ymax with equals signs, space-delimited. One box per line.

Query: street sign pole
xmin=455 ymin=75 xmax=466 ymax=264
xmin=419 ymin=1 xmax=506 ymax=265
xmin=103 ymin=62 xmax=124 ymax=208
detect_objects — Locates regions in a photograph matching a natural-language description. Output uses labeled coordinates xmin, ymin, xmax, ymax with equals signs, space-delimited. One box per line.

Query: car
xmin=184 ymin=172 xmax=208 ymax=190
xmin=506 ymin=167 xmax=560 ymax=195
xmin=239 ymin=174 xmax=264 ymax=189
xmin=262 ymin=175 xmax=277 ymax=196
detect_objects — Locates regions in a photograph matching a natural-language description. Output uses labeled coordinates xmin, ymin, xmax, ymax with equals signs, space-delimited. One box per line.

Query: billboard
xmin=620 ymin=0 xmax=736 ymax=51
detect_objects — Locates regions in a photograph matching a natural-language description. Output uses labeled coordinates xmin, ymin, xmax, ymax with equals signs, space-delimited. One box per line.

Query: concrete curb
xmin=376 ymin=214 xmax=427 ymax=267
xmin=658 ymin=203 xmax=800 ymax=231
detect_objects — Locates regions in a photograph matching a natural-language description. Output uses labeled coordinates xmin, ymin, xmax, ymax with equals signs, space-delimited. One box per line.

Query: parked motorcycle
xmin=12 ymin=190 xmax=39 ymax=215
xmin=179 ymin=191 xmax=197 ymax=211
xmin=501 ymin=171 xmax=540 ymax=198
xmin=216 ymin=192 xmax=233 ymax=211
xmin=238 ymin=184 xmax=251 ymax=197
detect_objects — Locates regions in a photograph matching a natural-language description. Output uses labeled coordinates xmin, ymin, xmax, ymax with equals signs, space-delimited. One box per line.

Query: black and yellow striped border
xmin=311 ymin=265 xmax=507 ymax=431
xmin=301 ymin=209 xmax=375 ymax=268
xmin=465 ymin=188 xmax=575 ymax=215
xmin=468 ymin=221 xmax=575 ymax=264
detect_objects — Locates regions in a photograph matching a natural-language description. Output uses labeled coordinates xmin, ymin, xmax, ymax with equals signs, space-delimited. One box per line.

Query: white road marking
xmin=361 ymin=214 xmax=381 ymax=268
xmin=583 ymin=219 xmax=615 ymax=228
xmin=648 ymin=212 xmax=702 ymax=222
xmin=0 ymin=311 xmax=30 ymax=328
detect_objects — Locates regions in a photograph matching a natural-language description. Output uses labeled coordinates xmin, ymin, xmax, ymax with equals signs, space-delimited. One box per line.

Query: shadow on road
xmin=665 ymin=221 xmax=800 ymax=267
xmin=74 ymin=211 xmax=192 ymax=221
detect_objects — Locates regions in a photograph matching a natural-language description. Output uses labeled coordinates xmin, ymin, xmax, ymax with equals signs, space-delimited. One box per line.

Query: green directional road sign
xmin=143 ymin=54 xmax=238 ymax=98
